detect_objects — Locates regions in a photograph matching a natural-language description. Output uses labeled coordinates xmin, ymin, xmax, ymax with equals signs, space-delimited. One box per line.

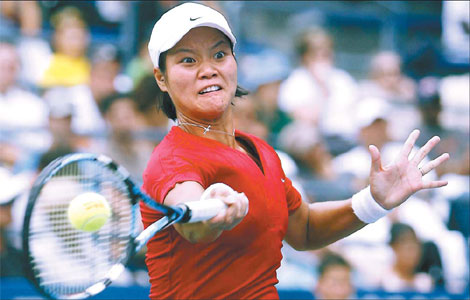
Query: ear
xmin=154 ymin=68 xmax=168 ymax=92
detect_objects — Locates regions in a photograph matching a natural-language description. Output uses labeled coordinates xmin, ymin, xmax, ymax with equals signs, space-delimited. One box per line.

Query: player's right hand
xmin=200 ymin=183 xmax=249 ymax=231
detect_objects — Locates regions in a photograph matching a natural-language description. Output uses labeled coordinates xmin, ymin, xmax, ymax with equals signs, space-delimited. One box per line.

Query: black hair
xmin=389 ymin=222 xmax=417 ymax=245
xmin=318 ymin=253 xmax=351 ymax=276
xmin=155 ymin=51 xmax=177 ymax=120
xmin=295 ymin=27 xmax=333 ymax=58
xmin=90 ymin=43 xmax=123 ymax=64
xmin=99 ymin=92 xmax=135 ymax=115
xmin=155 ymin=39 xmax=249 ymax=121
xmin=38 ymin=147 xmax=75 ymax=171
xmin=133 ymin=74 xmax=161 ymax=113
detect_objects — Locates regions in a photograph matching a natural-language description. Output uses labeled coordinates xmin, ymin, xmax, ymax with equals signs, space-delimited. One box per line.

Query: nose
xmin=198 ymin=60 xmax=217 ymax=79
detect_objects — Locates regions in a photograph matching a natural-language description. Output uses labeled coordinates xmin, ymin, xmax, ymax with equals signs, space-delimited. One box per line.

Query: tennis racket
xmin=22 ymin=153 xmax=226 ymax=299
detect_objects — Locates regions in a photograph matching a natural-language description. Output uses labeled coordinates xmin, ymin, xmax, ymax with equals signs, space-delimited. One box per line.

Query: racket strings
xmin=28 ymin=159 xmax=135 ymax=297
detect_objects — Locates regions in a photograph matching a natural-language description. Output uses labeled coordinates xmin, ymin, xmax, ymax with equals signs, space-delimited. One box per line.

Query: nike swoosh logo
xmin=190 ymin=17 xmax=201 ymax=21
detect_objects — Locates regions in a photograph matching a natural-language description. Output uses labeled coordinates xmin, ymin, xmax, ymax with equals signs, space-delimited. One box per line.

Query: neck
xmin=393 ymin=264 xmax=415 ymax=281
xmin=0 ymin=84 xmax=11 ymax=94
xmin=176 ymin=111 xmax=236 ymax=148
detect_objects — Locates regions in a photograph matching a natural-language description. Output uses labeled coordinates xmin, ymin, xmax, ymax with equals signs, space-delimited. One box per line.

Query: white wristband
xmin=351 ymin=186 xmax=390 ymax=223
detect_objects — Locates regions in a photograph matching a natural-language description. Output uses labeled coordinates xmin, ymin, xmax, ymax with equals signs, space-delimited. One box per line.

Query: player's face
xmin=156 ymin=27 xmax=238 ymax=122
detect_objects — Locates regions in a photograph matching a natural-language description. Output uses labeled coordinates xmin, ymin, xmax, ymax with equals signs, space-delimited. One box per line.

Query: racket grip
xmin=183 ymin=199 xmax=227 ymax=223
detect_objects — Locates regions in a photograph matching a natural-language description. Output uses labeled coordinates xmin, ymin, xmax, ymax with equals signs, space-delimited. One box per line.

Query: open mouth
xmin=199 ymin=85 xmax=222 ymax=95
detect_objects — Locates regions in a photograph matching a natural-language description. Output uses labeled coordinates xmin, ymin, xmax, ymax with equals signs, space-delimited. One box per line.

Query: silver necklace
xmin=177 ymin=121 xmax=235 ymax=137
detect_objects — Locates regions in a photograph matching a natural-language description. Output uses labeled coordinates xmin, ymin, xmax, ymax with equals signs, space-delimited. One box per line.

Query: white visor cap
xmin=148 ymin=2 xmax=236 ymax=69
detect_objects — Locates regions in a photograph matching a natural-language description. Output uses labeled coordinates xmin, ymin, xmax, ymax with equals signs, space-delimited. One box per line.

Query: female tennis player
xmin=141 ymin=3 xmax=449 ymax=299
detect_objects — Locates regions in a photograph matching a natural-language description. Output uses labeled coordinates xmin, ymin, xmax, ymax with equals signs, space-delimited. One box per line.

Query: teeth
xmin=200 ymin=85 xmax=221 ymax=94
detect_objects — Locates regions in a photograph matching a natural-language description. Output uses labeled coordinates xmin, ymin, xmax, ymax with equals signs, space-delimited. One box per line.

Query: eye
xmin=214 ymin=51 xmax=226 ymax=59
xmin=181 ymin=57 xmax=195 ymax=63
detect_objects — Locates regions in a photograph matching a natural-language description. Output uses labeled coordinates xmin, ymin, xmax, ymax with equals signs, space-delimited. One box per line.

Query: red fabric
xmin=140 ymin=126 xmax=302 ymax=300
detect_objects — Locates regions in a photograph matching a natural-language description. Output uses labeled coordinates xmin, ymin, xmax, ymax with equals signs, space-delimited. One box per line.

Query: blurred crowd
xmin=0 ymin=1 xmax=468 ymax=298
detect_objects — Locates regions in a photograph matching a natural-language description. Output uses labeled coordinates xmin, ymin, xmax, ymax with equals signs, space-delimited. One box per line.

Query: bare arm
xmin=164 ymin=181 xmax=248 ymax=243
xmin=19 ymin=1 xmax=42 ymax=36
xmin=285 ymin=200 xmax=365 ymax=250
xmin=285 ymin=130 xmax=449 ymax=251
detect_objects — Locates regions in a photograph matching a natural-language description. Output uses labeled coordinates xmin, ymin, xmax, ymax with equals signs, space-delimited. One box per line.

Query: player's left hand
xmin=368 ymin=129 xmax=450 ymax=210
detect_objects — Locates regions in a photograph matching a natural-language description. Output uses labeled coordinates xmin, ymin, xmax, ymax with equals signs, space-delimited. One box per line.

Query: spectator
xmin=237 ymin=46 xmax=292 ymax=144
xmin=232 ymin=95 xmax=269 ymax=141
xmin=416 ymin=241 xmax=446 ymax=289
xmin=278 ymin=121 xmax=355 ymax=202
xmin=438 ymin=73 xmax=469 ymax=134
xmin=380 ymin=222 xmax=433 ymax=293
xmin=391 ymin=193 xmax=469 ymax=294
xmin=255 ymin=78 xmax=292 ymax=145
xmin=417 ymin=77 xmax=443 ymax=136
xmin=86 ymin=93 xmax=154 ymax=184
xmin=43 ymin=97 xmax=87 ymax=152
xmin=0 ymin=193 xmax=24 ymax=277
xmin=416 ymin=76 xmax=468 ymax=176
xmin=278 ymin=27 xmax=358 ymax=146
xmin=40 ymin=7 xmax=91 ymax=88
xmin=0 ymin=38 xmax=49 ymax=169
xmin=278 ymin=121 xmax=334 ymax=181
xmin=332 ymin=97 xmax=392 ymax=190
xmin=440 ymin=141 xmax=469 ymax=239
xmin=125 ymin=41 xmax=155 ymax=88
xmin=419 ymin=75 xmax=470 ymax=292
xmin=333 ymin=96 xmax=443 ymax=200
xmin=0 ymin=1 xmax=51 ymax=89
xmin=89 ymin=43 xmax=124 ymax=112
xmin=40 ymin=43 xmax=126 ymax=137
xmin=360 ymin=51 xmax=417 ymax=103
xmin=441 ymin=1 xmax=470 ymax=65
xmin=328 ymin=94 xmax=467 ymax=292
xmin=314 ymin=252 xmax=356 ymax=300
xmin=0 ymin=38 xmax=50 ymax=263
xmin=0 ymin=1 xmax=42 ymax=37
xmin=359 ymin=51 xmax=420 ymax=141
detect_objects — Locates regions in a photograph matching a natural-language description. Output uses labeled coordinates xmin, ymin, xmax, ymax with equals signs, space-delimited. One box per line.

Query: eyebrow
xmin=170 ymin=39 xmax=229 ymax=55
xmin=210 ymin=40 xmax=229 ymax=50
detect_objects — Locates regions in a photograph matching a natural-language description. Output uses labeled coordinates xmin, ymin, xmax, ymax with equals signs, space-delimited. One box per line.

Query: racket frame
xmin=22 ymin=153 xmax=190 ymax=299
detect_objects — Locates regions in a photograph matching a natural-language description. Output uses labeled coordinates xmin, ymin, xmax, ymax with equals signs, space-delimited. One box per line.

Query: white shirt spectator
xmin=380 ymin=267 xmax=433 ymax=293
xmin=43 ymin=85 xmax=106 ymax=136
xmin=278 ymin=66 xmax=358 ymax=138
xmin=439 ymin=73 xmax=470 ymax=132
xmin=0 ymin=86 xmax=49 ymax=151
xmin=441 ymin=1 xmax=470 ymax=64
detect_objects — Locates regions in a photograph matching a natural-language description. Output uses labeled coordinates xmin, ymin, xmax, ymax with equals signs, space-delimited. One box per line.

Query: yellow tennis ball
xmin=67 ymin=192 xmax=111 ymax=232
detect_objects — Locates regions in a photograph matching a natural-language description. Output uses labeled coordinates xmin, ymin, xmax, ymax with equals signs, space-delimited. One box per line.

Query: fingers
xmin=422 ymin=180 xmax=448 ymax=189
xmin=206 ymin=193 xmax=247 ymax=230
xmin=202 ymin=183 xmax=234 ymax=200
xmin=411 ymin=136 xmax=441 ymax=166
xmin=399 ymin=129 xmax=420 ymax=160
xmin=221 ymin=192 xmax=248 ymax=230
xmin=369 ymin=145 xmax=382 ymax=173
xmin=202 ymin=183 xmax=249 ymax=231
xmin=419 ymin=153 xmax=450 ymax=176
xmin=234 ymin=192 xmax=249 ymax=217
